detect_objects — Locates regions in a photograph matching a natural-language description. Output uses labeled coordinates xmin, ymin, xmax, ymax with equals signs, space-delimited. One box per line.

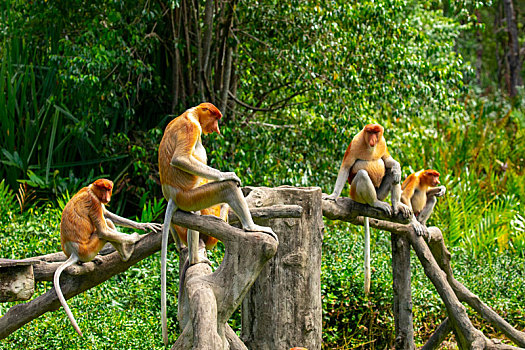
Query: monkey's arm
xmin=417 ymin=186 xmax=446 ymax=227
xmin=427 ymin=186 xmax=446 ymax=198
xmin=382 ymin=154 xmax=401 ymax=184
xmin=325 ymin=142 xmax=356 ymax=201
xmin=400 ymin=176 xmax=417 ymax=207
xmin=170 ymin=123 xmax=241 ymax=184
xmin=104 ymin=210 xmax=162 ymax=233
xmin=325 ymin=156 xmax=356 ymax=200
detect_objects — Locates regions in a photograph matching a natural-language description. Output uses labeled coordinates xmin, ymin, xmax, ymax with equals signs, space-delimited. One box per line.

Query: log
xmin=241 ymin=186 xmax=324 ymax=350
xmin=391 ymin=234 xmax=415 ymax=350
xmin=172 ymin=201 xmax=282 ymax=349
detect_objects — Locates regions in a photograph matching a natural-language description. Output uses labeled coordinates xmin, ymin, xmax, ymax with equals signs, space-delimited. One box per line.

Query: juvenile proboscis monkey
xmin=401 ymin=169 xmax=446 ymax=237
xmin=54 ymin=179 xmax=162 ymax=336
xmin=325 ymin=124 xmax=410 ymax=294
xmin=158 ymin=102 xmax=277 ymax=344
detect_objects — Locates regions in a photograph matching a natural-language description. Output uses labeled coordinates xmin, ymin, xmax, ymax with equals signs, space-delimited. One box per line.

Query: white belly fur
xmin=411 ymin=189 xmax=427 ymax=213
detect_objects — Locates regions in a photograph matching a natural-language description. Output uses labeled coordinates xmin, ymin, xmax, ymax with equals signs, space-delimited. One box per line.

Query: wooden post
xmin=391 ymin=234 xmax=415 ymax=350
xmin=241 ymin=186 xmax=323 ymax=350
xmin=0 ymin=259 xmax=38 ymax=302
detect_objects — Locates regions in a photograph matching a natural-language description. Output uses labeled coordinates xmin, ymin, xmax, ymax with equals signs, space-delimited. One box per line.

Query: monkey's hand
xmin=435 ymin=186 xmax=446 ymax=197
xmin=411 ymin=220 xmax=426 ymax=237
xmin=393 ymin=202 xmax=411 ymax=218
xmin=219 ymin=172 xmax=242 ymax=186
xmin=323 ymin=192 xmax=339 ymax=201
xmin=140 ymin=222 xmax=163 ymax=233
xmin=391 ymin=163 xmax=402 ymax=184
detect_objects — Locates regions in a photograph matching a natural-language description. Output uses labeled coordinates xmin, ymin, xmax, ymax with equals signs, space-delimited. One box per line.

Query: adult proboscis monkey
xmin=158 ymin=102 xmax=277 ymax=344
xmin=401 ymin=169 xmax=446 ymax=238
xmin=325 ymin=124 xmax=410 ymax=294
xmin=54 ymin=179 xmax=162 ymax=336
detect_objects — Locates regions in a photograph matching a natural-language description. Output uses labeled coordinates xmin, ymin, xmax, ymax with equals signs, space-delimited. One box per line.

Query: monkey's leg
xmin=351 ymin=170 xmax=392 ymax=215
xmin=176 ymin=181 xmax=278 ymax=242
xmin=186 ymin=229 xmax=212 ymax=266
xmin=103 ymin=219 xmax=140 ymax=262
xmin=377 ymin=168 xmax=411 ymax=216
xmin=418 ymin=196 xmax=438 ymax=226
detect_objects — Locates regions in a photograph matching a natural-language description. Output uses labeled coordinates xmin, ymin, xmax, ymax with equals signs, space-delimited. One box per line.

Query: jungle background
xmin=1 ymin=0 xmax=524 ymax=349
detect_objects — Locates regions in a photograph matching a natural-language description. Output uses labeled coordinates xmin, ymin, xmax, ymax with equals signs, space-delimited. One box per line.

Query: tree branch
xmin=321 ymin=195 xmax=525 ymax=350
xmin=0 ymin=205 xmax=290 ymax=340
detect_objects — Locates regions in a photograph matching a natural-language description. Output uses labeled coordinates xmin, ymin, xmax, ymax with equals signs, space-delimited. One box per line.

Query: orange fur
xmin=344 ymin=124 xmax=389 ymax=192
xmin=60 ymin=179 xmax=113 ymax=261
xmin=159 ymin=103 xmax=227 ymax=250
xmin=173 ymin=179 xmax=226 ymax=250
xmin=401 ymin=169 xmax=440 ymax=215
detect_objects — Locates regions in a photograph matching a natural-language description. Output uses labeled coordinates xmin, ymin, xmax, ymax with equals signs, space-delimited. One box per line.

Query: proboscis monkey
xmin=158 ymin=102 xmax=277 ymax=344
xmin=324 ymin=124 xmax=410 ymax=294
xmin=54 ymin=179 xmax=162 ymax=336
xmin=401 ymin=169 xmax=446 ymax=237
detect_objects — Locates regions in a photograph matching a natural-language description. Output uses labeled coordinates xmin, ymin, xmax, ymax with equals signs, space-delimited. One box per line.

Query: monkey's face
xmin=92 ymin=179 xmax=114 ymax=204
xmin=98 ymin=188 xmax=112 ymax=204
xmin=197 ymin=103 xmax=222 ymax=135
xmin=202 ymin=116 xmax=220 ymax=135
xmin=363 ymin=124 xmax=384 ymax=147
xmin=423 ymin=171 xmax=440 ymax=187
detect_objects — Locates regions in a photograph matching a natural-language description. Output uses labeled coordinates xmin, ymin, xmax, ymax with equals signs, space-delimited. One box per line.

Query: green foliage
xmin=1 ymin=0 xmax=525 ymax=348
xmin=0 ymin=180 xmax=17 ymax=224
xmin=0 ymin=0 xmax=165 ymax=208
xmin=322 ymin=223 xmax=395 ymax=349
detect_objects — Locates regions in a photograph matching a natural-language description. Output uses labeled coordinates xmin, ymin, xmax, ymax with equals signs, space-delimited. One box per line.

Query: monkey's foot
xmin=411 ymin=221 xmax=425 ymax=237
xmin=190 ymin=256 xmax=212 ymax=267
xmin=130 ymin=232 xmax=141 ymax=243
xmin=371 ymin=200 xmax=392 ymax=215
xmin=119 ymin=242 xmax=137 ymax=262
xmin=92 ymin=256 xmax=104 ymax=265
xmin=141 ymin=222 xmax=163 ymax=233
xmin=394 ymin=202 xmax=412 ymax=218
xmin=244 ymin=224 xmax=279 ymax=243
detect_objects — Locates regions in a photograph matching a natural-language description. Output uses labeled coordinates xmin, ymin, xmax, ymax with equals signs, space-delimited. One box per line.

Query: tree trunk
xmin=503 ymin=0 xmax=522 ymax=97
xmin=391 ymin=234 xmax=415 ymax=350
xmin=241 ymin=186 xmax=324 ymax=350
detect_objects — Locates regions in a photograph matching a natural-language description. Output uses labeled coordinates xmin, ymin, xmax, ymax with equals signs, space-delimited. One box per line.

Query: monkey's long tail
xmin=364 ymin=217 xmax=371 ymax=295
xmin=53 ymin=253 xmax=82 ymax=336
xmin=161 ymin=199 xmax=176 ymax=345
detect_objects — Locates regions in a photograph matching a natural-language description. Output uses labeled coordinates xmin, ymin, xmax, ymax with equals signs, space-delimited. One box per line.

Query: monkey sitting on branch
xmin=158 ymin=102 xmax=277 ymax=344
xmin=324 ymin=123 xmax=410 ymax=294
xmin=401 ymin=169 xmax=446 ymax=238
xmin=54 ymin=179 xmax=162 ymax=336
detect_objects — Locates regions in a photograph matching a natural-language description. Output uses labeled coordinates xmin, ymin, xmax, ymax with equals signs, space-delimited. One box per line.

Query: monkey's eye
xmin=202 ymin=108 xmax=209 ymax=112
